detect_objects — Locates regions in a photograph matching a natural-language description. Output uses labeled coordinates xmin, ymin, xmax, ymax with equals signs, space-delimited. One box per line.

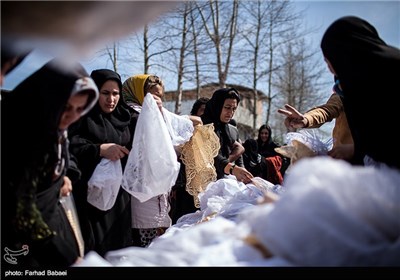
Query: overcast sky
xmin=2 ymin=0 xmax=399 ymax=91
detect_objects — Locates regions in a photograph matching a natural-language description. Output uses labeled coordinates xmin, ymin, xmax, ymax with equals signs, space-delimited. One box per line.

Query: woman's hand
xmin=225 ymin=163 xmax=253 ymax=184
xmin=60 ymin=176 xmax=72 ymax=197
xmin=233 ymin=165 xmax=254 ymax=184
xmin=100 ymin=143 xmax=130 ymax=161
xmin=188 ymin=115 xmax=203 ymax=126
xmin=278 ymin=104 xmax=308 ymax=130
xmin=229 ymin=141 xmax=244 ymax=163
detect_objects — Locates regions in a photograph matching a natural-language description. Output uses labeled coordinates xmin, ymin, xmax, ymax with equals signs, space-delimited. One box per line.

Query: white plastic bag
xmin=87 ymin=158 xmax=122 ymax=211
xmin=122 ymin=94 xmax=180 ymax=202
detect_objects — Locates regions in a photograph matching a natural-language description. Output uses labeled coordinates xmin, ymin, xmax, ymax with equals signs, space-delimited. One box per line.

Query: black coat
xmin=1 ymin=59 xmax=95 ymax=268
xmin=201 ymin=87 xmax=243 ymax=179
xmin=68 ymin=69 xmax=133 ymax=256
xmin=321 ymin=16 xmax=400 ymax=169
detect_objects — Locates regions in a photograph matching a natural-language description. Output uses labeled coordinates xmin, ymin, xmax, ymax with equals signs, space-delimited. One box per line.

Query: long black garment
xmin=201 ymin=87 xmax=243 ymax=179
xmin=68 ymin=69 xmax=133 ymax=256
xmin=1 ymin=59 xmax=96 ymax=268
xmin=321 ymin=16 xmax=400 ymax=170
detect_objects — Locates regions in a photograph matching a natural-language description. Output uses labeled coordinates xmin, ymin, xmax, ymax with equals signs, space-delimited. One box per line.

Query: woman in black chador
xmin=201 ymin=87 xmax=253 ymax=184
xmin=2 ymin=58 xmax=98 ymax=267
xmin=321 ymin=16 xmax=400 ymax=170
xmin=68 ymin=69 xmax=133 ymax=256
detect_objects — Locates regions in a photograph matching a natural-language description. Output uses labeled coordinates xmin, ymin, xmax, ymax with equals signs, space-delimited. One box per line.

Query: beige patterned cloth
xmin=180 ymin=124 xmax=220 ymax=208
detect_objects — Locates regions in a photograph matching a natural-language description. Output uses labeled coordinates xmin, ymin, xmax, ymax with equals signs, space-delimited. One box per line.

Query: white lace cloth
xmin=121 ymin=94 xmax=193 ymax=202
xmin=162 ymin=108 xmax=194 ymax=147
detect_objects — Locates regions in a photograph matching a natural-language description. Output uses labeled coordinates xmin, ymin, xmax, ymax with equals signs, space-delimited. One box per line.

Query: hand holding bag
xmin=87 ymin=158 xmax=122 ymax=211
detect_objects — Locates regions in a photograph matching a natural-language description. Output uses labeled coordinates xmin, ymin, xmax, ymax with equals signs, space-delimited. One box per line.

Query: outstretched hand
xmin=278 ymin=104 xmax=308 ymax=129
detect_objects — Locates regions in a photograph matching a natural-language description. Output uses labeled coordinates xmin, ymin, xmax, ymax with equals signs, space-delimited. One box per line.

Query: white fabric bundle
xmin=249 ymin=157 xmax=400 ymax=266
xmin=122 ymin=94 xmax=191 ymax=202
xmin=87 ymin=158 xmax=122 ymax=211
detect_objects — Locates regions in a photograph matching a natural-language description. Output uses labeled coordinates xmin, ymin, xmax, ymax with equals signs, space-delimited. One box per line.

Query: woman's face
xmin=219 ymin=98 xmax=237 ymax=123
xmin=148 ymin=84 xmax=164 ymax=99
xmin=59 ymin=93 xmax=89 ymax=130
xmin=98 ymin=80 xmax=120 ymax=113
xmin=259 ymin=128 xmax=270 ymax=143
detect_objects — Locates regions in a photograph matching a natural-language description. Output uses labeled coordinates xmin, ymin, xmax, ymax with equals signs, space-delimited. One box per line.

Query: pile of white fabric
xmin=75 ymin=157 xmax=400 ymax=267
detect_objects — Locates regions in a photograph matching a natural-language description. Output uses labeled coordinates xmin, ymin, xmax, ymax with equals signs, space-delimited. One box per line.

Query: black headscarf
xmin=257 ymin=124 xmax=279 ymax=158
xmin=85 ymin=69 xmax=132 ymax=138
xmin=3 ymin=58 xmax=98 ymax=165
xmin=68 ymin=68 xmax=132 ymax=171
xmin=321 ymin=16 xmax=400 ymax=169
xmin=91 ymin=68 xmax=122 ymax=93
xmin=202 ymin=88 xmax=240 ymax=125
xmin=201 ymin=87 xmax=241 ymax=157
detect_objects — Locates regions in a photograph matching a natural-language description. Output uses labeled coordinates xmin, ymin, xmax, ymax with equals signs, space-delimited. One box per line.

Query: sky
xmin=295 ymin=0 xmax=399 ymax=47
xmin=2 ymin=0 xmax=400 ymax=91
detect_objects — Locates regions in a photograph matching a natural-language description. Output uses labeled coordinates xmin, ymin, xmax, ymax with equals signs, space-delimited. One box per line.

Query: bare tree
xmin=262 ymin=1 xmax=299 ymax=125
xmin=104 ymin=42 xmax=119 ymax=72
xmin=189 ymin=1 xmax=202 ymax=99
xmin=151 ymin=1 xmax=207 ymax=113
xmin=239 ymin=0 xmax=267 ymax=130
xmin=143 ymin=24 xmax=150 ymax=73
xmin=174 ymin=2 xmax=190 ymax=114
xmin=273 ymin=35 xmax=327 ymax=140
xmin=121 ymin=12 xmax=177 ymax=76
xmin=195 ymin=0 xmax=239 ymax=87
xmin=88 ymin=0 xmax=331 ymax=141
xmin=234 ymin=0 xmax=296 ymax=132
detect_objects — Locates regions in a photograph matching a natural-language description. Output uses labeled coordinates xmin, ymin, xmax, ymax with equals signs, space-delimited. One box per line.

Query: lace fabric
xmin=162 ymin=109 xmax=194 ymax=146
xmin=122 ymin=94 xmax=181 ymax=202
xmin=180 ymin=124 xmax=220 ymax=208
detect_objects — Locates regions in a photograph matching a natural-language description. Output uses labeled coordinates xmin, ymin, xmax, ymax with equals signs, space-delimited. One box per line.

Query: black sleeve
xmin=228 ymin=124 xmax=244 ymax=167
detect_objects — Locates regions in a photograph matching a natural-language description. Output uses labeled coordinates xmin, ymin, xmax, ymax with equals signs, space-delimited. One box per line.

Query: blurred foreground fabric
xmin=75 ymin=157 xmax=400 ymax=266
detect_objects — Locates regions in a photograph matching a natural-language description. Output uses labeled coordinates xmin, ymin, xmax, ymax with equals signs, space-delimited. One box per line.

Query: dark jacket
xmin=68 ymin=69 xmax=133 ymax=256
xmin=201 ymin=87 xmax=243 ymax=179
xmin=242 ymin=139 xmax=268 ymax=180
xmin=1 ymin=59 xmax=95 ymax=268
